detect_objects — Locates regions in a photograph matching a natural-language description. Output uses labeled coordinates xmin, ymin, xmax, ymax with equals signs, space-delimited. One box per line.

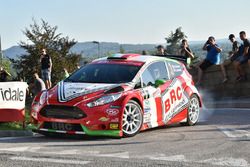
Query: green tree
xmin=14 ymin=19 xmax=82 ymax=83
xmin=1 ymin=58 xmax=13 ymax=80
xmin=119 ymin=45 xmax=125 ymax=53
xmin=165 ymin=27 xmax=187 ymax=54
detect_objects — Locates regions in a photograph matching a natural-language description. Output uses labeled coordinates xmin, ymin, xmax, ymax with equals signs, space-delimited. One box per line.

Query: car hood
xmin=57 ymin=81 xmax=123 ymax=102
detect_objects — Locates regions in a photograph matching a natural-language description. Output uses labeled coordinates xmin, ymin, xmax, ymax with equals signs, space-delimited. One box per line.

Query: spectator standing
xmin=196 ymin=36 xmax=225 ymax=85
xmin=0 ymin=66 xmax=11 ymax=82
xmin=234 ymin=31 xmax=250 ymax=81
xmin=179 ymin=39 xmax=194 ymax=68
xmin=40 ymin=48 xmax=52 ymax=89
xmin=32 ymin=73 xmax=46 ymax=95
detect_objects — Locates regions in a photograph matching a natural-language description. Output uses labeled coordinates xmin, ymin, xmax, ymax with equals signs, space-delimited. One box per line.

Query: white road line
xmin=218 ymin=128 xmax=237 ymax=138
xmin=0 ymin=146 xmax=41 ymax=152
xmin=198 ymin=157 xmax=250 ymax=167
xmin=95 ymin=152 xmax=129 ymax=159
xmin=0 ymin=135 xmax=40 ymax=141
xmin=218 ymin=127 xmax=250 ymax=138
xmin=10 ymin=156 xmax=91 ymax=165
xmin=149 ymin=154 xmax=187 ymax=162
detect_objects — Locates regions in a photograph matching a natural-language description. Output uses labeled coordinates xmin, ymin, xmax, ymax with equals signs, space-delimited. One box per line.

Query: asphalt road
xmin=0 ymin=108 xmax=249 ymax=167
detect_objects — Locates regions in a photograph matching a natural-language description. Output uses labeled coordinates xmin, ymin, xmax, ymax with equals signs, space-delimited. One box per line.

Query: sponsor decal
xmin=106 ymin=108 xmax=119 ymax=116
xmin=58 ymin=81 xmax=118 ymax=102
xmin=162 ymin=79 xmax=189 ymax=122
xmin=110 ymin=118 xmax=119 ymax=122
xmin=141 ymin=89 xmax=150 ymax=99
xmin=110 ymin=105 xmax=120 ymax=109
xmin=109 ymin=123 xmax=119 ymax=130
xmin=0 ymin=88 xmax=24 ymax=101
xmin=144 ymin=100 xmax=151 ymax=110
xmin=143 ymin=113 xmax=151 ymax=123
xmin=0 ymin=82 xmax=28 ymax=110
xmin=99 ymin=117 xmax=109 ymax=122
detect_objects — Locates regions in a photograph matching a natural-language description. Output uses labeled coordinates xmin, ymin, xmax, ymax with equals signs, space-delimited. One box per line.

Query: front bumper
xmin=33 ymin=123 xmax=122 ymax=137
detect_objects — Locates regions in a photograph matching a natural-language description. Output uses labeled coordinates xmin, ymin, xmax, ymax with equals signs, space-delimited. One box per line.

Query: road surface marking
xmin=198 ymin=157 xmax=249 ymax=167
xmin=10 ymin=156 xmax=91 ymax=165
xmin=149 ymin=154 xmax=187 ymax=162
xmin=95 ymin=152 xmax=129 ymax=159
xmin=0 ymin=135 xmax=39 ymax=141
xmin=0 ymin=146 xmax=41 ymax=152
xmin=218 ymin=126 xmax=250 ymax=138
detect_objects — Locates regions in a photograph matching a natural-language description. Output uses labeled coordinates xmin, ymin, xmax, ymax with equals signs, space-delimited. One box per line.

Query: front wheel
xmin=186 ymin=95 xmax=200 ymax=126
xmin=122 ymin=100 xmax=143 ymax=137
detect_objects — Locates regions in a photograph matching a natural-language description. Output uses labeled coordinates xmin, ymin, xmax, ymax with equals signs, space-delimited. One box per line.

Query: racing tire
xmin=186 ymin=95 xmax=200 ymax=126
xmin=122 ymin=100 xmax=143 ymax=137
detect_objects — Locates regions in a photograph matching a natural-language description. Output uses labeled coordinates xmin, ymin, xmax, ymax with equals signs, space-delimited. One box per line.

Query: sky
xmin=1 ymin=0 xmax=250 ymax=49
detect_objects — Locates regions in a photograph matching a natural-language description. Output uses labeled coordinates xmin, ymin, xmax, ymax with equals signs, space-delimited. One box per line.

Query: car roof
xmin=92 ymin=53 xmax=179 ymax=66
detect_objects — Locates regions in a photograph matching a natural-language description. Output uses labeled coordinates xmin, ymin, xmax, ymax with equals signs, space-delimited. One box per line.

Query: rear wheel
xmin=122 ymin=100 xmax=143 ymax=137
xmin=186 ymin=95 xmax=200 ymax=126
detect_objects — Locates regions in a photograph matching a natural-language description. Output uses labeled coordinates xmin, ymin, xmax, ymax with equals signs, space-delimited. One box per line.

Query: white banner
xmin=0 ymin=82 xmax=28 ymax=110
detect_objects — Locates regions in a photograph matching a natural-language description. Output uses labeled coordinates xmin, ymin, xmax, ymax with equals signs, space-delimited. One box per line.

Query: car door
xmin=161 ymin=61 xmax=189 ymax=124
xmin=140 ymin=61 xmax=170 ymax=128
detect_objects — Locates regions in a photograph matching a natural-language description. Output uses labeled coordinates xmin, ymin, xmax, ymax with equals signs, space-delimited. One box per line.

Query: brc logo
xmin=165 ymin=86 xmax=182 ymax=112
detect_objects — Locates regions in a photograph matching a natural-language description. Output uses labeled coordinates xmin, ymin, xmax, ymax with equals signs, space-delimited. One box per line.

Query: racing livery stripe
xmin=81 ymin=125 xmax=121 ymax=137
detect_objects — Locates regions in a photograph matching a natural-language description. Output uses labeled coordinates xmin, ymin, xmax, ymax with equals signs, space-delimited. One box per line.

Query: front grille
xmin=40 ymin=105 xmax=87 ymax=119
xmin=43 ymin=122 xmax=83 ymax=131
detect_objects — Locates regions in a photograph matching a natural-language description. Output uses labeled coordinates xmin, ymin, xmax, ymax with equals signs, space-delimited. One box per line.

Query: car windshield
xmin=65 ymin=63 xmax=141 ymax=84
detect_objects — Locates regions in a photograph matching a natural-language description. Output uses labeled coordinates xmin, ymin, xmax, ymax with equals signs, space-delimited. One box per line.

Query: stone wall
xmin=189 ymin=63 xmax=250 ymax=99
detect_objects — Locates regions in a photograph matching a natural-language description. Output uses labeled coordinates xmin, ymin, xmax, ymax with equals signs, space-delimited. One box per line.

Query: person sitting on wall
xmin=221 ymin=34 xmax=243 ymax=82
xmin=0 ymin=66 xmax=11 ymax=82
xmin=196 ymin=36 xmax=225 ymax=85
xmin=234 ymin=31 xmax=250 ymax=81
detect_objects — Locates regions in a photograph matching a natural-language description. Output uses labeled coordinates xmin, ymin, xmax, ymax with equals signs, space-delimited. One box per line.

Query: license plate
xmin=51 ymin=122 xmax=73 ymax=131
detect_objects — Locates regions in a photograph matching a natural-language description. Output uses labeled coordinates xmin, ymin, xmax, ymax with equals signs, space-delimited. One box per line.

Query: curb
xmin=0 ymin=130 xmax=33 ymax=138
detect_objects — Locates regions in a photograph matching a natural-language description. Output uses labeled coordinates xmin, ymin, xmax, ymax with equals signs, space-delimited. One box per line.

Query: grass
xmin=0 ymin=122 xmax=25 ymax=130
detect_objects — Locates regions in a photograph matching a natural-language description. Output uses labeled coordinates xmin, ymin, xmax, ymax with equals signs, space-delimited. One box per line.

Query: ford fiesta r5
xmin=31 ymin=54 xmax=202 ymax=137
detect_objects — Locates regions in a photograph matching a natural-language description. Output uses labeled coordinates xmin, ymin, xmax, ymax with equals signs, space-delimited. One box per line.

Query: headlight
xmin=87 ymin=93 xmax=122 ymax=108
xmin=39 ymin=91 xmax=47 ymax=105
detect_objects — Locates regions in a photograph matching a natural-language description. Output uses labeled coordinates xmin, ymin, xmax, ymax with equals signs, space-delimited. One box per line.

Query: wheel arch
xmin=184 ymin=86 xmax=202 ymax=107
xmin=191 ymin=93 xmax=202 ymax=108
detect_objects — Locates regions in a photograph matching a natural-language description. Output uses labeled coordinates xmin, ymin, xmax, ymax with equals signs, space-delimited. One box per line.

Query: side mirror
xmin=134 ymin=82 xmax=142 ymax=89
xmin=155 ymin=79 xmax=166 ymax=88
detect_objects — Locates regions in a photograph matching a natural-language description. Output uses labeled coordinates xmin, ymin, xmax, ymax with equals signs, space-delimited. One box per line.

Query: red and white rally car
xmin=31 ymin=54 xmax=202 ymax=137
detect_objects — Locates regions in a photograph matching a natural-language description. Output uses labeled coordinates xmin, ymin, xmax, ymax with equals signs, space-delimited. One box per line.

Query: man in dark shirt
xmin=234 ymin=31 xmax=250 ymax=81
xmin=221 ymin=34 xmax=241 ymax=83
xmin=179 ymin=39 xmax=194 ymax=68
xmin=155 ymin=45 xmax=166 ymax=56
xmin=0 ymin=67 xmax=11 ymax=82
xmin=40 ymin=48 xmax=52 ymax=89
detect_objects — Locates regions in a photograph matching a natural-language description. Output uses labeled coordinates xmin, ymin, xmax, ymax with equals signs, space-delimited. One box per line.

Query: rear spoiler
xmin=156 ymin=54 xmax=187 ymax=63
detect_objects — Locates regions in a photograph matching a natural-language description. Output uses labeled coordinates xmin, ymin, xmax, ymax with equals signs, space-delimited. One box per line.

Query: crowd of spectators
xmin=152 ymin=31 xmax=250 ymax=85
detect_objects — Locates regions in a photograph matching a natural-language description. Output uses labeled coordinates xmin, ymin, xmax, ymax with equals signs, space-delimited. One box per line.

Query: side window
xmin=167 ymin=61 xmax=183 ymax=78
xmin=141 ymin=62 xmax=169 ymax=87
